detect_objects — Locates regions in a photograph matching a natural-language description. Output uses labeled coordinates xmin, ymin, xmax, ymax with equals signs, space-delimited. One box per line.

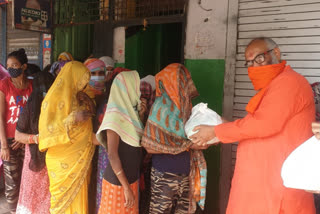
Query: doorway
xmin=125 ymin=22 xmax=183 ymax=77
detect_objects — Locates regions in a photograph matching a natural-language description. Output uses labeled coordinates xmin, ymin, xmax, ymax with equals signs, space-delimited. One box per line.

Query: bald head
xmin=245 ymin=37 xmax=281 ymax=67
xmin=248 ymin=37 xmax=278 ymax=50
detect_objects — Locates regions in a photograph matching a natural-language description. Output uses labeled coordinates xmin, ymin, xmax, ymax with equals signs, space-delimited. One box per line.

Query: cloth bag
xmin=184 ymin=103 xmax=222 ymax=144
xmin=281 ymin=136 xmax=320 ymax=191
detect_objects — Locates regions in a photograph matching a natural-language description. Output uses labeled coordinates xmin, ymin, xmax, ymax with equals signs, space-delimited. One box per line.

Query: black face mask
xmin=8 ymin=67 xmax=23 ymax=78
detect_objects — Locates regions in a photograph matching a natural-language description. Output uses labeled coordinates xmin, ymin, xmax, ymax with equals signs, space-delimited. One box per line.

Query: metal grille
xmin=54 ymin=0 xmax=187 ymax=25
xmin=54 ymin=0 xmax=101 ymax=24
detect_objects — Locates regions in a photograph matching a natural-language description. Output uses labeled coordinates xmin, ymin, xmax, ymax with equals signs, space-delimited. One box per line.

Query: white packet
xmin=184 ymin=103 xmax=222 ymax=144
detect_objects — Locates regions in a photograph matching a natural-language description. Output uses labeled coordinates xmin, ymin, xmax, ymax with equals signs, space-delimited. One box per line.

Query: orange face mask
xmin=246 ymin=60 xmax=286 ymax=114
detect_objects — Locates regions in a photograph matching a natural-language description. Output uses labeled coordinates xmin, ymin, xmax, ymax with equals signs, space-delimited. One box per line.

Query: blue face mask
xmin=8 ymin=67 xmax=23 ymax=78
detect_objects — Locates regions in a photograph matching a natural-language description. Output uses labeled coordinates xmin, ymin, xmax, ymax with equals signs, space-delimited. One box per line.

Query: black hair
xmin=25 ymin=63 xmax=41 ymax=77
xmin=28 ymin=71 xmax=55 ymax=172
xmin=8 ymin=48 xmax=28 ymax=65
xmin=42 ymin=64 xmax=52 ymax=73
xmin=30 ymin=71 xmax=54 ymax=127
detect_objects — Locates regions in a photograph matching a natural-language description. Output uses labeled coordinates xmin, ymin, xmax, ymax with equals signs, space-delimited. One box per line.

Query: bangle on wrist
xmin=33 ymin=135 xmax=39 ymax=145
xmin=115 ymin=170 xmax=123 ymax=176
xmin=1 ymin=147 xmax=8 ymax=150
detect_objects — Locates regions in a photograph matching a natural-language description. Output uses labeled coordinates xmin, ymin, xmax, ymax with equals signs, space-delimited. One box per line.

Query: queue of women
xmin=0 ymin=48 xmax=206 ymax=214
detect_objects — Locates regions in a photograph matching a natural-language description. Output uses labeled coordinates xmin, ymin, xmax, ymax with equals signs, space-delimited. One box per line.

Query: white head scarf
xmin=141 ymin=75 xmax=156 ymax=91
xmin=99 ymin=56 xmax=115 ymax=68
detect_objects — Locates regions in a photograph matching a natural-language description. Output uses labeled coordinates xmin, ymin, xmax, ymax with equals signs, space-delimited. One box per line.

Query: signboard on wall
xmin=42 ymin=34 xmax=51 ymax=68
xmin=14 ymin=0 xmax=51 ymax=33
xmin=0 ymin=0 xmax=8 ymax=5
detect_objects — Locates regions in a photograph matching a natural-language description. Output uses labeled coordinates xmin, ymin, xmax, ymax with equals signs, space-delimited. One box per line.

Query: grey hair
xmin=248 ymin=37 xmax=281 ymax=64
xmin=248 ymin=37 xmax=278 ymax=49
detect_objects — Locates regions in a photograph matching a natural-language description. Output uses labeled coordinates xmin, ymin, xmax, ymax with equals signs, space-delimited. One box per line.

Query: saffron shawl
xmin=246 ymin=61 xmax=286 ymax=114
xmin=141 ymin=63 xmax=207 ymax=212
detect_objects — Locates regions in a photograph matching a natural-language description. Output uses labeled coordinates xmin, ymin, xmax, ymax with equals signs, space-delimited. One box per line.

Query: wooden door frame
xmin=219 ymin=0 xmax=239 ymax=213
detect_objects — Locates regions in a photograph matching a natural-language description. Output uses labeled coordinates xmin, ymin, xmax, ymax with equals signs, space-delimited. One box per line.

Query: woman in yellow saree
xmin=38 ymin=61 xmax=95 ymax=214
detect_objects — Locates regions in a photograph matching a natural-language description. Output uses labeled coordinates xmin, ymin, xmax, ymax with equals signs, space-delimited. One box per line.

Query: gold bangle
xmin=116 ymin=170 xmax=123 ymax=176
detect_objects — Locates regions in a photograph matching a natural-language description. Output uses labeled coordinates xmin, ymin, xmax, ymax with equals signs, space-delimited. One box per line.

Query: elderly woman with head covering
xmin=137 ymin=76 xmax=156 ymax=213
xmin=14 ymin=71 xmax=55 ymax=214
xmin=99 ymin=56 xmax=114 ymax=71
xmin=38 ymin=61 xmax=96 ymax=214
xmin=99 ymin=56 xmax=115 ymax=79
xmin=58 ymin=52 xmax=74 ymax=62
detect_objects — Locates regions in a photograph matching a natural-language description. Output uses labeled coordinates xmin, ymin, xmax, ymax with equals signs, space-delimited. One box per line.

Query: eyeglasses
xmin=244 ymin=49 xmax=274 ymax=67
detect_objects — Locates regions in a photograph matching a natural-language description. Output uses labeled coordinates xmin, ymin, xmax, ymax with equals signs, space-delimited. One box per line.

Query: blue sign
xmin=43 ymin=40 xmax=51 ymax=49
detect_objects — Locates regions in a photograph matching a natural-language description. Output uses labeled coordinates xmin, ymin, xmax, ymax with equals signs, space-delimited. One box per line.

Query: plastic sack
xmin=184 ymin=103 xmax=222 ymax=144
xmin=281 ymin=136 xmax=320 ymax=191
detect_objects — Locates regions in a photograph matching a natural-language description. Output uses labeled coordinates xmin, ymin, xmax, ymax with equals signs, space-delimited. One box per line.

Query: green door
xmin=53 ymin=0 xmax=96 ymax=61
xmin=125 ymin=23 xmax=182 ymax=77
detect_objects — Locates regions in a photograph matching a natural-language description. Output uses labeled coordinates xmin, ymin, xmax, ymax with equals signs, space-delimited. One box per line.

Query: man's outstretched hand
xmin=190 ymin=125 xmax=216 ymax=147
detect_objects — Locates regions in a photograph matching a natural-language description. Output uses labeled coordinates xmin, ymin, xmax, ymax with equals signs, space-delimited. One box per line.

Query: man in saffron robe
xmin=191 ymin=37 xmax=316 ymax=214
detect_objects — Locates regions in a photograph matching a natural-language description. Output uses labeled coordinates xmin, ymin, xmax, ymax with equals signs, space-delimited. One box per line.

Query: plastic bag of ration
xmin=281 ymin=136 xmax=320 ymax=191
xmin=184 ymin=103 xmax=222 ymax=145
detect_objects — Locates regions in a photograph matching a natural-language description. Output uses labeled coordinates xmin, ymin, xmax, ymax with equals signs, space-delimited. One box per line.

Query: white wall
xmin=185 ymin=0 xmax=229 ymax=59
xmin=113 ymin=27 xmax=125 ymax=64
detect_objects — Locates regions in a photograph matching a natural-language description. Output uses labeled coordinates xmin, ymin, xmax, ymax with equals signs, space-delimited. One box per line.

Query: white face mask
xmin=90 ymin=75 xmax=105 ymax=81
xmin=89 ymin=75 xmax=106 ymax=94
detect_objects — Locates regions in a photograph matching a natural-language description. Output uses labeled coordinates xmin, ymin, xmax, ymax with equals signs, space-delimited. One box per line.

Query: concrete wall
xmin=184 ymin=0 xmax=229 ymax=113
xmin=113 ymin=27 xmax=125 ymax=67
xmin=184 ymin=0 xmax=229 ymax=213
xmin=185 ymin=0 xmax=228 ymax=59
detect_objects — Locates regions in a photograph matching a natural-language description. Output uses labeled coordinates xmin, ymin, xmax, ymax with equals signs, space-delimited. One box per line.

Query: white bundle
xmin=184 ymin=103 xmax=222 ymax=144
xmin=281 ymin=136 xmax=320 ymax=191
